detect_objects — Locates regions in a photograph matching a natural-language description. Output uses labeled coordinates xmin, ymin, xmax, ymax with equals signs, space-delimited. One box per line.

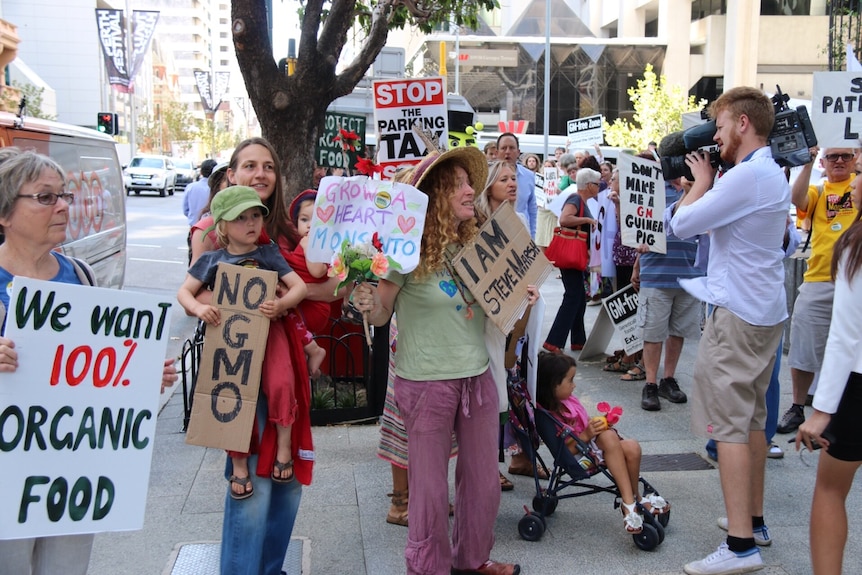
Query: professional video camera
xmin=659 ymin=85 xmax=817 ymax=181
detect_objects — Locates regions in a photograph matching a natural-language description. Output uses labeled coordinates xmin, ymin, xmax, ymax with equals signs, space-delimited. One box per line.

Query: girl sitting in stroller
xmin=536 ymin=351 xmax=669 ymax=534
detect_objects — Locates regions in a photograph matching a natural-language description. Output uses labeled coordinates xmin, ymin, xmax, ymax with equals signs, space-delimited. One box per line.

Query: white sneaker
xmin=683 ymin=543 xmax=764 ymax=575
xmin=717 ymin=517 xmax=772 ymax=546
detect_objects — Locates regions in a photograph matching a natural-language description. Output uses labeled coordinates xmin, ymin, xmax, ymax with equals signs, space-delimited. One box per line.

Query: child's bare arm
xmin=259 ymin=271 xmax=308 ymax=319
xmin=177 ymin=274 xmax=221 ymax=325
xmin=300 ymin=236 xmax=328 ymax=278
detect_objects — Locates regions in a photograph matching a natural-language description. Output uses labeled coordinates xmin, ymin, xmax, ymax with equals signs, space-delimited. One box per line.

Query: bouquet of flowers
xmin=329 ymin=233 xmax=401 ymax=345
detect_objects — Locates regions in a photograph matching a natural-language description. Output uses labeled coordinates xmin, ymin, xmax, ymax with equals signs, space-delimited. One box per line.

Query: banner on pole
xmin=95 ymin=9 xmax=159 ymax=93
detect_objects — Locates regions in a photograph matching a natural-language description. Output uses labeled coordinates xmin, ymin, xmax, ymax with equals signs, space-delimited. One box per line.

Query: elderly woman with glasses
xmin=0 ymin=149 xmax=178 ymax=575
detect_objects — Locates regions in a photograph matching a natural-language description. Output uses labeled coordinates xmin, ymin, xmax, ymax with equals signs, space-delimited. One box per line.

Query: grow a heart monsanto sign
xmin=306 ymin=175 xmax=429 ymax=274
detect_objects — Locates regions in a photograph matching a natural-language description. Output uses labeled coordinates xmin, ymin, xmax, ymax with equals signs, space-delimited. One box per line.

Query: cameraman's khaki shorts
xmin=690 ymin=307 xmax=784 ymax=444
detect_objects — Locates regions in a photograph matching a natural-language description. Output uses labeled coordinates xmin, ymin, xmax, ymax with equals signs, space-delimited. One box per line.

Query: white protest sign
xmin=306 ymin=175 xmax=429 ymax=274
xmin=1 ymin=279 xmax=172 ymax=539
xmin=535 ymin=167 xmax=558 ymax=209
xmin=373 ymin=77 xmax=448 ymax=180
xmin=811 ymin=71 xmax=862 ymax=148
xmin=566 ymin=114 xmax=604 ymax=148
xmin=603 ymin=284 xmax=642 ymax=356
xmin=618 ymin=152 xmax=667 ymax=254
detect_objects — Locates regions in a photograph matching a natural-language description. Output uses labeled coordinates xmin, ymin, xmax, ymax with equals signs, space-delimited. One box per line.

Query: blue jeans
xmin=706 ymin=335 xmax=783 ymax=459
xmin=546 ymin=268 xmax=587 ymax=347
xmin=221 ymin=400 xmax=303 ymax=575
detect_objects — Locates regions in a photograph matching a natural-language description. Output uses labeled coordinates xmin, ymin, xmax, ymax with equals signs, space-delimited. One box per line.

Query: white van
xmin=0 ymin=112 xmax=126 ymax=289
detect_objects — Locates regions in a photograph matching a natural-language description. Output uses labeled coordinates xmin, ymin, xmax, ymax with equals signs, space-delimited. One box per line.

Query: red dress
xmin=283 ymin=239 xmax=331 ymax=336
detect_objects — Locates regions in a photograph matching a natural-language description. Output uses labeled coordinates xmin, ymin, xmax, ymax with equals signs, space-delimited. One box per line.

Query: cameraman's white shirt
xmin=671 ymin=146 xmax=790 ymax=326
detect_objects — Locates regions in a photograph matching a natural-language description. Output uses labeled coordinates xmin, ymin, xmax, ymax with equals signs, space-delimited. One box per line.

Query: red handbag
xmin=545 ymin=226 xmax=589 ymax=270
xmin=545 ymin=196 xmax=589 ymax=270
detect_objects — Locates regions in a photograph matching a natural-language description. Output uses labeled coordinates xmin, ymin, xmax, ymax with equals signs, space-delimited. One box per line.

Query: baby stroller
xmin=506 ymin=344 xmax=670 ymax=551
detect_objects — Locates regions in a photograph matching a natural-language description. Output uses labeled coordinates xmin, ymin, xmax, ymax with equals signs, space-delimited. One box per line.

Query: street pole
xmin=455 ymin=24 xmax=461 ymax=95
xmin=542 ymin=0 xmax=550 ymax=158
xmin=126 ymin=0 xmax=137 ymax=155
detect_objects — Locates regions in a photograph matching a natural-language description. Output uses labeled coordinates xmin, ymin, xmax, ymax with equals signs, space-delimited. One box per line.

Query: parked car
xmin=0 ymin=111 xmax=126 ymax=289
xmin=124 ymin=154 xmax=177 ymax=197
xmin=173 ymin=158 xmax=197 ymax=191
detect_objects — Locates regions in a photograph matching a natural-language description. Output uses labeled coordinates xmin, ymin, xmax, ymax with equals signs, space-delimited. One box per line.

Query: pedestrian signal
xmin=97 ymin=112 xmax=118 ymax=135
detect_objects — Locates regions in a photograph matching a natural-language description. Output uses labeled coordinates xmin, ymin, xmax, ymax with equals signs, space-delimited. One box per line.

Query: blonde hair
xmin=475 ymin=160 xmax=516 ymax=221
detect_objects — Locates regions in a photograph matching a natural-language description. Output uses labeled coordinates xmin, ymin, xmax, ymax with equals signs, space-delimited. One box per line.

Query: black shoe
xmin=776 ymin=405 xmax=805 ymax=434
xmin=658 ymin=377 xmax=687 ymax=403
xmin=641 ymin=383 xmax=661 ymax=411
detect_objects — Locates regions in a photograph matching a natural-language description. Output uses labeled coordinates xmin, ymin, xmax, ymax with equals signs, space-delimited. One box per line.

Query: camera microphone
xmin=658 ymin=130 xmax=687 ymax=158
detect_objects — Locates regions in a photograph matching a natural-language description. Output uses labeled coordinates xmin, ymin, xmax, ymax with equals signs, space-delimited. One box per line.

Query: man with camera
xmin=776 ymin=146 xmax=858 ymax=435
xmin=672 ymin=87 xmax=790 ymax=575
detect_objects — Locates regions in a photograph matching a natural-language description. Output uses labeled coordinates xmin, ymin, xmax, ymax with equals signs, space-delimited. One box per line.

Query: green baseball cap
xmin=202 ymin=185 xmax=269 ymax=237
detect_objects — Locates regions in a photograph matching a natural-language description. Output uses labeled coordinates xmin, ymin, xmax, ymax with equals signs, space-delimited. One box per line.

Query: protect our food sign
xmin=306 ymin=175 xmax=429 ymax=274
xmin=811 ymin=71 xmax=862 ymax=148
xmin=618 ymin=152 xmax=667 ymax=254
xmin=373 ymin=77 xmax=448 ymax=180
xmin=0 ymin=278 xmax=172 ymax=539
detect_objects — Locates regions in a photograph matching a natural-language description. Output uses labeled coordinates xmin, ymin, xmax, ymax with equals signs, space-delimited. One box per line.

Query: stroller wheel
xmin=518 ymin=513 xmax=545 ymax=542
xmin=532 ymin=493 xmax=558 ymax=516
xmin=653 ymin=518 xmax=665 ymax=544
xmin=657 ymin=508 xmax=670 ymax=528
xmin=632 ymin=523 xmax=660 ymax=551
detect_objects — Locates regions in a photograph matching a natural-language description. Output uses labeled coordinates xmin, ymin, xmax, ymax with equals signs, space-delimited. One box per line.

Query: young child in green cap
xmin=178 ymin=185 xmax=321 ymax=499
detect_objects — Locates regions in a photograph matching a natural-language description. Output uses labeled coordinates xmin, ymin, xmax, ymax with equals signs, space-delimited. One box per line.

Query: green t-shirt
xmin=386 ymin=265 xmax=489 ymax=381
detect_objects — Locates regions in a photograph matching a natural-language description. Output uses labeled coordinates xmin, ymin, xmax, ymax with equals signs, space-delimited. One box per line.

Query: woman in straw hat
xmin=354 ymin=147 xmax=535 ymax=575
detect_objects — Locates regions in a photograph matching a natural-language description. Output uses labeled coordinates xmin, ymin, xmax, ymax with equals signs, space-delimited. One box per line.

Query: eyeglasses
xmin=16 ymin=192 xmax=75 ymax=206
xmin=824 ymin=153 xmax=855 ymax=163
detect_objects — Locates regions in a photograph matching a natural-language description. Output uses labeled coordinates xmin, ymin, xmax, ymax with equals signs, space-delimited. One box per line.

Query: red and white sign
xmin=373 ymin=77 xmax=448 ymax=180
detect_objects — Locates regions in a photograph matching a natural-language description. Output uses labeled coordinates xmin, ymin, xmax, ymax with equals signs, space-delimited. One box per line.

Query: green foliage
xmin=2 ymin=81 xmax=56 ymax=120
xmin=311 ymin=387 xmax=336 ymax=410
xmin=602 ymin=64 xmax=706 ymax=151
xmin=349 ymin=0 xmax=499 ymax=34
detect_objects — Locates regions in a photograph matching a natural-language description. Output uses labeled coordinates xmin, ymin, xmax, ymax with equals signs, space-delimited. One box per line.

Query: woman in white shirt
xmin=796 ymin=166 xmax=862 ymax=575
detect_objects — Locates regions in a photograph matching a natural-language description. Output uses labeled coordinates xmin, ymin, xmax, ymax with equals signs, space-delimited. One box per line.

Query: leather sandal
xmin=228 ymin=475 xmax=254 ymax=500
xmin=271 ymin=459 xmax=295 ymax=483
xmin=508 ymin=463 xmax=549 ymax=480
xmin=499 ymin=471 xmax=514 ymax=491
xmin=603 ymin=359 xmax=633 ymax=373
xmin=386 ymin=490 xmax=408 ymax=526
xmin=620 ymin=364 xmax=646 ymax=381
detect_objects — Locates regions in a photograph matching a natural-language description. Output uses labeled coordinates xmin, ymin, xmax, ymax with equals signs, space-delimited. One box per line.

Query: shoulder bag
xmin=544 ymin=196 xmax=589 ymax=270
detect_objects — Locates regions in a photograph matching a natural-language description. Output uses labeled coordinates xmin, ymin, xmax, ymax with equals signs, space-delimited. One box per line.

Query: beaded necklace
xmin=443 ymin=250 xmax=477 ymax=320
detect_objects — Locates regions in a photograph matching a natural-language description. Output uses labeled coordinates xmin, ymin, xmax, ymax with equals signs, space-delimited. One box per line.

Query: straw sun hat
xmin=410 ymin=146 xmax=488 ymax=193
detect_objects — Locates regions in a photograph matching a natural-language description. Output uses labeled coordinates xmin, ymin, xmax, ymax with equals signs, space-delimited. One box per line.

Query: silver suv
xmin=124 ymin=155 xmax=177 ymax=197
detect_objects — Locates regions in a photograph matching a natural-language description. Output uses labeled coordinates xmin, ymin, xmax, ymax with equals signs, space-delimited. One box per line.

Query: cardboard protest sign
xmin=811 ymin=71 xmax=862 ymax=148
xmin=1 ymin=279 xmax=172 ymax=539
xmin=316 ymin=111 xmax=366 ymax=171
xmin=618 ymin=152 xmax=667 ymax=254
xmin=567 ymin=114 xmax=604 ymax=148
xmin=452 ymin=202 xmax=554 ymax=333
xmin=535 ymin=167 xmax=558 ymax=208
xmin=306 ymin=175 xmax=429 ymax=274
xmin=186 ymin=263 xmax=276 ymax=453
xmin=373 ymin=77 xmax=448 ymax=180
xmin=603 ymin=284 xmax=642 ymax=355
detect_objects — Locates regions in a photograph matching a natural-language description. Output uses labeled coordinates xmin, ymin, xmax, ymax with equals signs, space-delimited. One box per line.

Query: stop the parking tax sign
xmin=373 ymin=77 xmax=448 ymax=180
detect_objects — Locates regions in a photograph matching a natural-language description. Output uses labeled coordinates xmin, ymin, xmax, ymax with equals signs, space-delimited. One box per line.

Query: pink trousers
xmin=394 ymin=368 xmax=501 ymax=575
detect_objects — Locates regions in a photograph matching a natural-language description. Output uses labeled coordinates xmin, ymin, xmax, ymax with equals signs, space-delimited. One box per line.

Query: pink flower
xmin=597 ymin=401 xmax=623 ymax=426
xmin=370 ymin=252 xmax=389 ymax=276
xmin=329 ymin=254 xmax=346 ymax=279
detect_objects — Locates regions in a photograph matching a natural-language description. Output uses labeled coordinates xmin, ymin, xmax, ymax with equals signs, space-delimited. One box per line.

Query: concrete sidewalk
xmin=88 ymin=277 xmax=861 ymax=575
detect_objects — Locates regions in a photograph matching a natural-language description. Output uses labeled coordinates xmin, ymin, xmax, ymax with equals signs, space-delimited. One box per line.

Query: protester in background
xmin=558 ymin=153 xmax=577 ymax=191
xmin=673 ymin=86 xmax=790 ymax=575
xmin=483 ymin=142 xmax=497 ymax=161
xmin=795 ymin=165 xmax=862 ymax=575
xmin=777 ymin=146 xmax=858 ymax=434
xmin=523 ymin=153 xmax=541 ymax=173
xmin=184 ymin=158 xmax=217 ymax=226
xmin=628 ymin=171 xmax=700 ymax=411
xmin=354 ymin=146 xmax=529 ymax=575
xmin=0 ymin=150 xmax=178 ymax=575
xmin=543 ymin=168 xmax=600 ymax=354
xmin=497 ymin=132 xmax=537 ymax=239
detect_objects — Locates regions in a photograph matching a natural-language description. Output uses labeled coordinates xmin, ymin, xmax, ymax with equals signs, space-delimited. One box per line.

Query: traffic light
xmin=97 ymin=112 xmax=117 ymax=135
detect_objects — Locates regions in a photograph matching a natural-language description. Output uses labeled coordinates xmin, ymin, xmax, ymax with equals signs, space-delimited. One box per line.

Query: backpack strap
xmin=66 ymin=255 xmax=97 ymax=287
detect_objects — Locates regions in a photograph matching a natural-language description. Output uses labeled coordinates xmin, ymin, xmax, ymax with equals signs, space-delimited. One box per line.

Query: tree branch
xmin=231 ymin=0 xmax=284 ymax=108
xmin=333 ymin=1 xmax=393 ymax=98
xmin=298 ymin=0 xmax=325 ymax=65
xmin=318 ymin=0 xmax=357 ymax=65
